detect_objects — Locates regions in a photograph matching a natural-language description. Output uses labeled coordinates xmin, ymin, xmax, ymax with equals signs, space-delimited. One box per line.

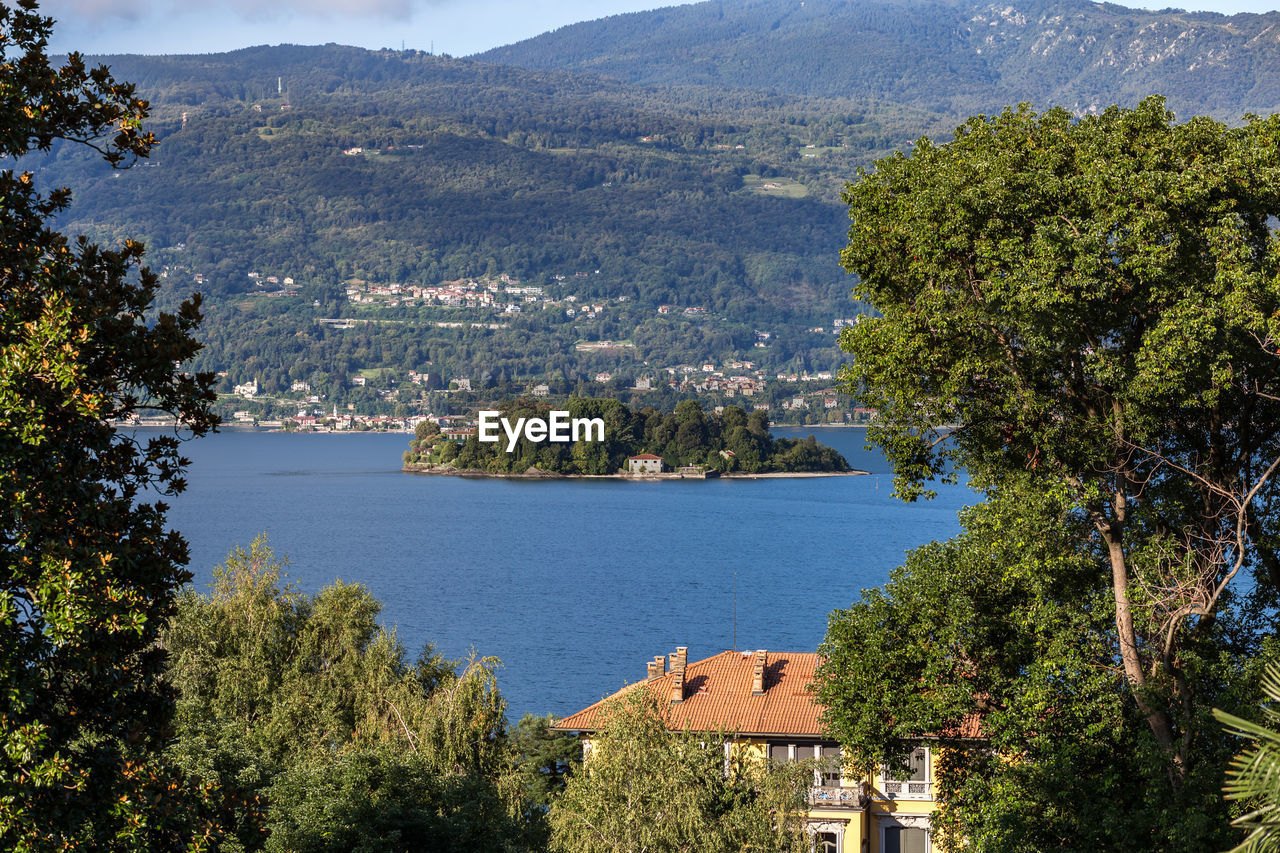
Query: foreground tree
xmin=164 ymin=537 xmax=533 ymax=851
xmin=819 ymin=97 xmax=1280 ymax=848
xmin=0 ymin=1 xmax=218 ymax=847
xmin=821 ymin=484 xmax=1260 ymax=851
xmin=508 ymin=712 xmax=581 ymax=836
xmin=548 ymin=690 xmax=811 ymax=853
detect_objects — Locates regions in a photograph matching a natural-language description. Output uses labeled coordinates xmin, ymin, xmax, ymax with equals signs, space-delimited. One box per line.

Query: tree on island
xmin=404 ymin=398 xmax=849 ymax=475
xmin=0 ymin=1 xmax=220 ymax=847
xmin=818 ymin=98 xmax=1280 ymax=850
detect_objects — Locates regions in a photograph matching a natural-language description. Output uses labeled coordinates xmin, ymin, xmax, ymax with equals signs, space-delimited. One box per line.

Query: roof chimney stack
xmin=752 ymin=649 xmax=767 ymax=696
xmin=669 ymin=646 xmax=688 ymax=704
xmin=647 ymin=655 xmax=666 ymax=681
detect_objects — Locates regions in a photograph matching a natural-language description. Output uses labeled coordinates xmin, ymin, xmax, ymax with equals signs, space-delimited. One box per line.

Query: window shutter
xmin=903 ymin=827 xmax=928 ymax=853
xmin=909 ymin=747 xmax=928 ymax=782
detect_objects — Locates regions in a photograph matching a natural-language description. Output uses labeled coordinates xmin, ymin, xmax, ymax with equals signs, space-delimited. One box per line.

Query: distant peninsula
xmin=402 ymin=399 xmax=860 ymax=478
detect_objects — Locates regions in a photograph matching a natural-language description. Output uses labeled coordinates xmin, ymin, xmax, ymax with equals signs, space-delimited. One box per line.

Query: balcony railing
xmin=881 ymin=780 xmax=932 ymax=800
xmin=807 ymin=783 xmax=868 ymax=809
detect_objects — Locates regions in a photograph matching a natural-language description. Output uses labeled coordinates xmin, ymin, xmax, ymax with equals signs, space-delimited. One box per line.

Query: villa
xmin=554 ymin=646 xmax=980 ymax=853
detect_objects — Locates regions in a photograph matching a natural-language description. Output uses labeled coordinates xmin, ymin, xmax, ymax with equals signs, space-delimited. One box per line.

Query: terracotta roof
xmin=554 ymin=649 xmax=986 ymax=740
xmin=930 ymin=715 xmax=984 ymax=740
xmin=628 ymin=454 xmax=664 ymax=461
xmin=555 ymin=650 xmax=827 ymax=737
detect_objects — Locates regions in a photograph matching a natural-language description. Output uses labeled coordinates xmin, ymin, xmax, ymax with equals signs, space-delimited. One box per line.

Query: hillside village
xmin=165 ymin=265 xmax=868 ymax=430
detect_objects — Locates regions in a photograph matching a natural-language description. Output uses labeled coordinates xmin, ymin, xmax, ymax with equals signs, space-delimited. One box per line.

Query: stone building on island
xmin=626 ymin=454 xmax=664 ymax=474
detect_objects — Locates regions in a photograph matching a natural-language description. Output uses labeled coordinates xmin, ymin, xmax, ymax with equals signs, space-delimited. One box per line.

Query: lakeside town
xmin=179 ymin=270 xmax=875 ymax=432
xmin=191 ymin=365 xmax=877 ymax=434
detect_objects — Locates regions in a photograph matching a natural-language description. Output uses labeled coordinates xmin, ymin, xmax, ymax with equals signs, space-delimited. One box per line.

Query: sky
xmin=40 ymin=0 xmax=1280 ymax=58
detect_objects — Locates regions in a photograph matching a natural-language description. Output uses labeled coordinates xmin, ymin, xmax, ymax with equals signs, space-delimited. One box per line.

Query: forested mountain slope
xmin=34 ymin=46 xmax=933 ymax=401
xmin=48 ymin=46 xmax=939 ymax=309
xmin=477 ymin=0 xmax=1280 ymax=119
xmin=30 ymin=0 xmax=1280 ymax=411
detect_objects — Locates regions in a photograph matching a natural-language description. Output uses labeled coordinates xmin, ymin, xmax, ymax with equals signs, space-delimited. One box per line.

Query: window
xmin=771 ymin=742 xmax=845 ymax=790
xmin=815 ymin=831 xmax=839 ymax=853
xmin=883 ymin=826 xmax=928 ymax=853
xmin=769 ymin=742 xmax=817 ymax=764
xmin=882 ymin=746 xmax=931 ymax=799
xmin=819 ymin=744 xmax=842 ymax=786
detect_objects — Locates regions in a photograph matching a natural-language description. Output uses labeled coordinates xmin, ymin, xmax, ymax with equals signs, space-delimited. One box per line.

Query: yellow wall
xmin=578 ymin=733 xmax=944 ymax=853
xmin=863 ymin=747 xmax=942 ymax=853
xmin=734 ymin=736 xmax=943 ymax=853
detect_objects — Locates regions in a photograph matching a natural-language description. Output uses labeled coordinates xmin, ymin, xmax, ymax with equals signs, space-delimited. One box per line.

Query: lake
xmin=165 ymin=427 xmax=976 ymax=720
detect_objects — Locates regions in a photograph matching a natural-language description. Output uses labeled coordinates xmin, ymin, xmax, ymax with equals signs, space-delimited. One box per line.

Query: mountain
xmin=33 ymin=45 xmax=921 ymax=412
xmin=476 ymin=0 xmax=1280 ymax=120
xmin=29 ymin=1 xmax=1280 ymax=420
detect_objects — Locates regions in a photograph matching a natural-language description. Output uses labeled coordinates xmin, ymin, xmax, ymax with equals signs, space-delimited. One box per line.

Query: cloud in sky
xmin=41 ymin=0 xmax=673 ymax=57
xmin=39 ymin=0 xmax=1280 ymax=59
xmin=44 ymin=0 xmax=430 ymax=24
xmin=46 ymin=0 xmax=1280 ymax=25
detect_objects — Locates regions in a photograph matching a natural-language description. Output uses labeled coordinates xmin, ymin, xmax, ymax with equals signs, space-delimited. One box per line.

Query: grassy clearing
xmin=742 ymin=174 xmax=808 ymax=198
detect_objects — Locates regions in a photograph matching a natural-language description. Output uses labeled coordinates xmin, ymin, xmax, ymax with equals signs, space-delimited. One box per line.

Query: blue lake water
xmin=165 ymin=427 xmax=976 ymax=720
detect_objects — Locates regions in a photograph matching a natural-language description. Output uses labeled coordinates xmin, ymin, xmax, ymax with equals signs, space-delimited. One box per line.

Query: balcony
xmin=807 ymin=783 xmax=869 ymax=809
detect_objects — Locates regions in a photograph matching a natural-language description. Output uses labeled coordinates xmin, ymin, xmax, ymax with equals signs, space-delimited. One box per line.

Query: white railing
xmin=881 ymin=780 xmax=932 ymax=800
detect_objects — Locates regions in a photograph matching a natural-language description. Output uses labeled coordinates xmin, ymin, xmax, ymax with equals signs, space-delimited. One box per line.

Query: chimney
xmin=670 ymin=665 xmax=685 ymax=704
xmin=647 ymin=655 xmax=666 ymax=681
xmin=752 ymin=650 xmax=767 ymax=696
xmin=669 ymin=646 xmax=688 ymax=704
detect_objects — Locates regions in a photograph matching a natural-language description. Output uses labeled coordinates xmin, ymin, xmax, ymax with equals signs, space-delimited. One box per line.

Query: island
xmin=402 ymin=399 xmax=863 ymax=478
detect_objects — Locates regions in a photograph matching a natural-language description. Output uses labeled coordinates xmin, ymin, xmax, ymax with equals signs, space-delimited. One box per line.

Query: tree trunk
xmin=1099 ymin=509 xmax=1183 ymax=778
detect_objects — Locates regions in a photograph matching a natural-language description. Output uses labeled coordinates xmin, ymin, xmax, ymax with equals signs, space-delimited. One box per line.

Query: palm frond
xmin=1216 ymin=662 xmax=1280 ymax=853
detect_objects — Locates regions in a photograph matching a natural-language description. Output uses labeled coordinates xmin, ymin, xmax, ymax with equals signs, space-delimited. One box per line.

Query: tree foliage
xmin=405 ymin=397 xmax=848 ymax=474
xmin=820 ymin=483 xmax=1261 ymax=851
xmin=164 ymin=536 xmax=535 ymax=851
xmin=509 ymin=713 xmax=580 ymax=812
xmin=821 ymin=97 xmax=1280 ymax=848
xmin=0 ymin=1 xmax=218 ymax=847
xmin=547 ymin=689 xmax=811 ymax=853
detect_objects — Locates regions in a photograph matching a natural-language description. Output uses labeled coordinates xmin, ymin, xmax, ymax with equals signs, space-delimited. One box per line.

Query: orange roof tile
xmin=932 ymin=715 xmax=984 ymax=740
xmin=554 ymin=649 xmax=986 ymax=741
xmin=555 ymin=650 xmax=828 ymax=737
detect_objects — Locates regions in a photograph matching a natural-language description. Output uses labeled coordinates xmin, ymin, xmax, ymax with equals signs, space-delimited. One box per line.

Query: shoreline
xmin=127 ymin=422 xmax=416 ymax=434
xmin=129 ymin=422 xmax=878 ymax=436
xmin=401 ymin=464 xmax=869 ymax=480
